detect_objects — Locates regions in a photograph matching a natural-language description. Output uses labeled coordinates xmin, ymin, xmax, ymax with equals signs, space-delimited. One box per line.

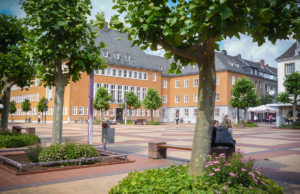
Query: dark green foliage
xmin=245 ymin=123 xmax=258 ymax=127
xmin=94 ymin=87 xmax=112 ymax=120
xmin=110 ymin=152 xmax=282 ymax=193
xmin=22 ymin=99 xmax=31 ymax=113
xmin=38 ymin=143 xmax=100 ymax=162
xmin=147 ymin=121 xmax=160 ymax=125
xmin=26 ymin=143 xmax=44 ymax=162
xmin=37 ymin=97 xmax=48 ymax=113
xmin=276 ymin=92 xmax=291 ymax=103
xmin=120 ymin=120 xmax=134 ymax=124
xmin=260 ymin=94 xmax=274 ymax=105
xmin=9 ymin=101 xmax=17 ymax=114
xmin=143 ymin=88 xmax=162 ymax=122
xmin=121 ymin=91 xmax=141 ymax=111
xmin=0 ymin=132 xmax=41 ymax=148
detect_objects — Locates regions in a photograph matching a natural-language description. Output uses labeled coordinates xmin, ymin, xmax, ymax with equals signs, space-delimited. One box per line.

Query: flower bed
xmin=0 ymin=130 xmax=40 ymax=148
xmin=110 ymin=150 xmax=282 ymax=193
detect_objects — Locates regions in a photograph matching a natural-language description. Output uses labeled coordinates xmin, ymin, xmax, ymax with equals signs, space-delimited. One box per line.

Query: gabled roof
xmin=276 ymin=41 xmax=298 ymax=60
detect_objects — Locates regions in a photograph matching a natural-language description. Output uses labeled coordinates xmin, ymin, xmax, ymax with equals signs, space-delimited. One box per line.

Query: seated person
xmin=211 ymin=120 xmax=219 ymax=147
xmin=214 ymin=118 xmax=236 ymax=148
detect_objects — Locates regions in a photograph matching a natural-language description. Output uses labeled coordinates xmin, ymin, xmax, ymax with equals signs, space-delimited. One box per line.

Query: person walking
xmin=175 ymin=111 xmax=179 ymax=128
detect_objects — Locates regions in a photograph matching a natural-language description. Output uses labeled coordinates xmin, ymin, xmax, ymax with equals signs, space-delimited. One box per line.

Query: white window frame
xmin=175 ymin=95 xmax=180 ymax=103
xmin=112 ymin=69 xmax=117 ymax=76
xmin=72 ymin=106 xmax=78 ymax=115
xmin=175 ymin=80 xmax=180 ymax=88
xmin=184 ymin=95 xmax=189 ymax=103
xmin=118 ymin=69 xmax=123 ymax=77
xmin=216 ymin=76 xmax=220 ymax=85
xmin=232 ymin=76 xmax=235 ymax=85
xmin=128 ymin=71 xmax=133 ymax=78
xmin=216 ymin=93 xmax=220 ymax=101
xmin=162 ymin=95 xmax=167 ymax=103
xmin=193 ymin=94 xmax=198 ymax=102
xmin=163 ymin=80 xmax=167 ymax=88
xmin=141 ymin=109 xmax=145 ymax=116
xmin=184 ymin=109 xmax=189 ymax=117
xmin=79 ymin=106 xmax=84 ymax=115
xmin=123 ymin=70 xmax=127 ymax=78
xmin=138 ymin=72 xmax=143 ymax=79
xmin=136 ymin=109 xmax=140 ymax=116
xmin=184 ymin=79 xmax=189 ymax=88
xmin=102 ymin=50 xmax=108 ymax=58
xmin=152 ymin=73 xmax=156 ymax=81
xmin=193 ymin=78 xmax=198 ymax=87
xmin=110 ymin=108 xmax=114 ymax=116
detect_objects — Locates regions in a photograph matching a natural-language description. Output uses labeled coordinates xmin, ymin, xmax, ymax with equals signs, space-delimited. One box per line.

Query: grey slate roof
xmin=276 ymin=42 xmax=297 ymax=60
xmin=95 ymin=27 xmax=277 ymax=79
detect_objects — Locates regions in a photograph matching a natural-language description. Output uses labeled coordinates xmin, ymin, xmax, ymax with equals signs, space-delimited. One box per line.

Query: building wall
xmin=277 ymin=58 xmax=300 ymax=94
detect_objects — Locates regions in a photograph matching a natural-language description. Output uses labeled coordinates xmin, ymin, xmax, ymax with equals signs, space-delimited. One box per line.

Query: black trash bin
xmin=102 ymin=122 xmax=115 ymax=143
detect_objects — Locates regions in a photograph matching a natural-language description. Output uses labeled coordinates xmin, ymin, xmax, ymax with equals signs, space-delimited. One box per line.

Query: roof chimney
xmin=260 ymin=59 xmax=265 ymax=67
xmin=221 ymin=50 xmax=227 ymax=55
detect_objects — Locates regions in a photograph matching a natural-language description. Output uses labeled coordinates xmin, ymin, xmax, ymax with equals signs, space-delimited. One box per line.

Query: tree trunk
xmin=42 ymin=112 xmax=44 ymax=123
xmin=293 ymin=95 xmax=297 ymax=123
xmin=1 ymin=87 xmax=11 ymax=130
xmin=151 ymin=109 xmax=153 ymax=122
xmin=244 ymin=108 xmax=247 ymax=123
xmin=188 ymin=42 xmax=216 ymax=176
xmin=237 ymin=108 xmax=239 ymax=123
xmin=51 ymin=73 xmax=66 ymax=144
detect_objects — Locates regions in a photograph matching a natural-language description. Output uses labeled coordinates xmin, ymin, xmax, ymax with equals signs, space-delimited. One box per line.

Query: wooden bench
xmin=135 ymin=119 xmax=147 ymax=125
xmin=148 ymin=142 xmax=235 ymax=159
xmin=12 ymin=126 xmax=35 ymax=135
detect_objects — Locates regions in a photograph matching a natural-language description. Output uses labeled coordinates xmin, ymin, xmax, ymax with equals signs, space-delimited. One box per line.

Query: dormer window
xmin=102 ymin=50 xmax=108 ymax=58
xmin=114 ymin=52 xmax=120 ymax=59
xmin=127 ymin=54 xmax=132 ymax=61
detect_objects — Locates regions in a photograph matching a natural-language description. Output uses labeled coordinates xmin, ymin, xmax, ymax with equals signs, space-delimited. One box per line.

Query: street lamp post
xmin=124 ymin=97 xmax=127 ymax=124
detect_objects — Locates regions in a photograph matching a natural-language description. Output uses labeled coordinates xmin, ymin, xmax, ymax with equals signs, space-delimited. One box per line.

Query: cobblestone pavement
xmin=1 ymin=122 xmax=300 ymax=193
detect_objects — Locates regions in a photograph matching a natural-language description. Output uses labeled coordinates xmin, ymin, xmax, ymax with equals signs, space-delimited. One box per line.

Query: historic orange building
xmin=8 ymin=28 xmax=277 ymax=123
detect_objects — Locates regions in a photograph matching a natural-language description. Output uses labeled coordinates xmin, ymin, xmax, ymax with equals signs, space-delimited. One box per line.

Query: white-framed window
xmin=128 ymin=71 xmax=133 ymax=78
xmin=123 ymin=70 xmax=127 ymax=78
xmin=79 ymin=106 xmax=84 ymax=115
xmin=136 ymin=87 xmax=141 ymax=101
xmin=214 ymin=108 xmax=220 ymax=116
xmin=134 ymin=71 xmax=138 ymax=79
xmin=136 ymin=109 xmax=140 ymax=116
xmin=285 ymin=63 xmax=295 ymax=75
xmin=106 ymin=68 xmax=111 ymax=76
xmin=184 ymin=95 xmax=189 ymax=103
xmin=193 ymin=78 xmax=198 ymax=87
xmin=162 ymin=95 xmax=167 ymax=103
xmin=86 ymin=107 xmax=88 ymax=115
xmin=112 ymin=69 xmax=117 ymax=76
xmin=152 ymin=73 xmax=156 ymax=81
xmin=130 ymin=109 xmax=135 ymax=116
xmin=184 ymin=79 xmax=189 ymax=88
xmin=100 ymin=69 xmax=105 ymax=75
xmin=232 ymin=76 xmax=235 ymax=85
xmin=259 ymin=82 xmax=262 ymax=89
xmin=142 ymin=88 xmax=147 ymax=100
xmin=162 ymin=109 xmax=166 ymax=117
xmin=110 ymin=108 xmax=114 ymax=116
xmin=193 ymin=94 xmax=198 ymax=102
xmin=216 ymin=93 xmax=220 ymax=101
xmin=72 ymin=106 xmax=77 ymax=115
xmin=127 ymin=54 xmax=132 ymax=61
xmin=46 ymin=86 xmax=53 ymax=100
xmin=102 ymin=50 xmax=108 ymax=58
xmin=163 ymin=80 xmax=167 ymax=88
xmin=175 ymin=95 xmax=180 ymax=103
xmin=184 ymin=109 xmax=189 ymax=117
xmin=155 ymin=110 xmax=159 ymax=117
xmin=143 ymin=72 xmax=148 ymax=80
xmin=141 ymin=109 xmax=145 ymax=116
xmin=194 ymin=109 xmax=197 ymax=117
xmin=118 ymin=69 xmax=123 ymax=77
xmin=146 ymin=110 xmax=150 ymax=116
xmin=216 ymin=76 xmax=220 ymax=85
xmin=138 ymin=72 xmax=143 ymax=79
xmin=114 ymin=52 xmax=120 ymax=59
xmin=175 ymin=80 xmax=180 ymax=88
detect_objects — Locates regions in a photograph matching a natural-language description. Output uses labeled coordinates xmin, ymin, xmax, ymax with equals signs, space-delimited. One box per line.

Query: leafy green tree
xmin=230 ymin=77 xmax=260 ymax=123
xmin=22 ymin=99 xmax=31 ymax=123
xmin=9 ymin=100 xmax=17 ymax=122
xmin=106 ymin=0 xmax=298 ymax=175
xmin=94 ymin=87 xmax=112 ymax=121
xmin=276 ymin=72 xmax=300 ymax=122
xmin=143 ymin=88 xmax=162 ymax=122
xmin=0 ymin=14 xmax=35 ymax=129
xmin=121 ymin=91 xmax=141 ymax=121
xmin=37 ymin=97 xmax=48 ymax=123
xmin=22 ymin=0 xmax=106 ymax=144
xmin=260 ymin=94 xmax=275 ymax=105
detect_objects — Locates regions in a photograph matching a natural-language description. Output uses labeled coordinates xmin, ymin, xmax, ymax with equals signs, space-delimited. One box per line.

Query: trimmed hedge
xmin=120 ymin=120 xmax=134 ymax=124
xmin=110 ymin=151 xmax=282 ymax=193
xmin=0 ymin=131 xmax=40 ymax=148
xmin=147 ymin=121 xmax=160 ymax=125
xmin=245 ymin=123 xmax=258 ymax=127
xmin=38 ymin=143 xmax=99 ymax=162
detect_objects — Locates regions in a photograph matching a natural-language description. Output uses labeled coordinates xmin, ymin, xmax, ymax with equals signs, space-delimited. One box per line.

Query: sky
xmin=0 ymin=0 xmax=295 ymax=68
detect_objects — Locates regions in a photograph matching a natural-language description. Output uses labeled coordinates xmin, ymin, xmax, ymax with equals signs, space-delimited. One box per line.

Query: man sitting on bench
xmin=211 ymin=119 xmax=235 ymax=148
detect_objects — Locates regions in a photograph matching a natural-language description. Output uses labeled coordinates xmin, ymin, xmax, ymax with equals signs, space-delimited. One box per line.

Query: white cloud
xmin=222 ymin=34 xmax=294 ymax=68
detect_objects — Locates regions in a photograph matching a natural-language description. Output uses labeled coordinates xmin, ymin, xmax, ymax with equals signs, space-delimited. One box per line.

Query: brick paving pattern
xmin=0 ymin=122 xmax=299 ymax=193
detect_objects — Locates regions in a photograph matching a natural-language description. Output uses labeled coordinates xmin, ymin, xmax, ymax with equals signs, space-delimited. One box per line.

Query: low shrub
xmin=38 ymin=143 xmax=99 ymax=163
xmin=0 ymin=132 xmax=40 ymax=148
xmin=147 ymin=121 xmax=160 ymax=125
xmin=110 ymin=151 xmax=282 ymax=193
xmin=120 ymin=120 xmax=134 ymax=124
xmin=291 ymin=125 xmax=300 ymax=129
xmin=26 ymin=143 xmax=44 ymax=162
xmin=245 ymin=122 xmax=258 ymax=127
xmin=233 ymin=123 xmax=239 ymax=127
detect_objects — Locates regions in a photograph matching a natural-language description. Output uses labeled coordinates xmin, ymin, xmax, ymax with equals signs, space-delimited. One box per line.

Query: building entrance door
xmin=116 ymin=108 xmax=123 ymax=122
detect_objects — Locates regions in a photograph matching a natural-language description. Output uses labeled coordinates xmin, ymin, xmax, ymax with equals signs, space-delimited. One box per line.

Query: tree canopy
xmin=22 ymin=0 xmax=106 ymax=144
xmin=260 ymin=94 xmax=275 ymax=105
xmin=94 ymin=87 xmax=112 ymax=120
xmin=9 ymin=101 xmax=17 ymax=115
xmin=0 ymin=14 xmax=36 ymax=129
xmin=121 ymin=91 xmax=141 ymax=111
xmin=230 ymin=77 xmax=260 ymax=122
xmin=143 ymin=88 xmax=162 ymax=122
xmin=277 ymin=72 xmax=300 ymax=122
